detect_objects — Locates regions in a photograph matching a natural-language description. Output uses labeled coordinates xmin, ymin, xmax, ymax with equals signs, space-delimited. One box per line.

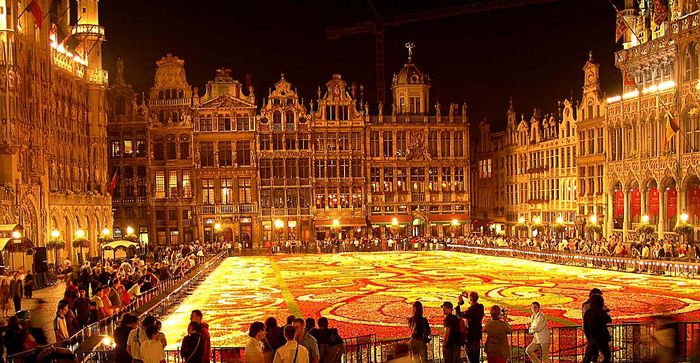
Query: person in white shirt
xmin=273 ymin=325 xmax=310 ymax=363
xmin=140 ymin=325 xmax=166 ymax=363
xmin=128 ymin=315 xmax=157 ymax=363
xmin=245 ymin=321 xmax=266 ymax=363
xmin=526 ymin=302 xmax=550 ymax=363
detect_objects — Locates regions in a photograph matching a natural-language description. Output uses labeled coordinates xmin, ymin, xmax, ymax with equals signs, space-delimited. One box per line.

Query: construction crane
xmin=326 ymin=0 xmax=559 ymax=104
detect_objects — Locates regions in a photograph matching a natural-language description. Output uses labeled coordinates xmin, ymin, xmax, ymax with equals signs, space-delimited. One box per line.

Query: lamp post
xmin=555 ymin=215 xmax=565 ymax=239
xmin=451 ymin=219 xmax=460 ymax=237
xmin=73 ymin=229 xmax=87 ymax=265
xmin=674 ymin=212 xmax=693 ymax=260
xmin=586 ymin=214 xmax=601 ymax=240
xmin=98 ymin=228 xmax=112 ymax=263
xmin=516 ymin=215 xmax=526 ymax=238
xmin=390 ymin=217 xmax=400 ymax=238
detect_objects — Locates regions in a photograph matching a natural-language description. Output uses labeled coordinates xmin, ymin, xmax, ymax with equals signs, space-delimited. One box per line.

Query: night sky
xmin=100 ymin=0 xmax=621 ymax=130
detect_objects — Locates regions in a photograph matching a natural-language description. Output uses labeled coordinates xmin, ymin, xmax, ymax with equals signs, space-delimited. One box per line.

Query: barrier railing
xmin=447 ymin=244 xmax=700 ymax=278
xmin=152 ymin=321 xmax=700 ymax=363
xmin=6 ymin=252 xmax=226 ymax=363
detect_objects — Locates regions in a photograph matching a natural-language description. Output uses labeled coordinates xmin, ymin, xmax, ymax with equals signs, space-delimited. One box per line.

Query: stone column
xmin=659 ymin=189 xmax=666 ymax=234
xmin=605 ymin=191 xmax=614 ymax=238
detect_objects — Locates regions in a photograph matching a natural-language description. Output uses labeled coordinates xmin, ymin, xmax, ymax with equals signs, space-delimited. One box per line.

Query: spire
xmin=588 ymin=50 xmax=593 ymax=62
xmin=115 ymin=57 xmax=125 ymax=85
xmin=405 ymin=42 xmax=415 ymax=62
xmin=508 ymin=96 xmax=515 ymax=113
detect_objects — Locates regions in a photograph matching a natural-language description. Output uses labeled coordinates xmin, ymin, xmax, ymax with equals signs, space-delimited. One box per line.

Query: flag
xmin=664 ymin=112 xmax=680 ymax=149
xmin=26 ymin=0 xmax=43 ymax=29
xmin=108 ymin=170 xmax=119 ymax=195
xmin=623 ymin=70 xmax=638 ymax=88
xmin=615 ymin=13 xmax=628 ymax=42
xmin=654 ymin=0 xmax=669 ymax=24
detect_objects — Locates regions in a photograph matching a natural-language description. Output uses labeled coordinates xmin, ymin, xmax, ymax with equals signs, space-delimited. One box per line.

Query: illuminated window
xmin=340 ymin=159 xmax=350 ymax=178
xmin=384 ymin=167 xmax=394 ymax=192
xmin=454 ymin=167 xmax=464 ymax=192
xmin=202 ymin=179 xmax=214 ymax=205
xmin=441 ymin=167 xmax=451 ymax=191
xmin=396 ymin=131 xmax=406 ymax=156
xmin=239 ymin=178 xmax=252 ymax=204
xmin=221 ymin=178 xmax=233 ymax=204
xmin=155 ymin=171 xmax=165 ymax=199
xmin=123 ymin=140 xmax=133 ymax=156
xmin=110 ymin=141 xmax=121 ymax=158
xmin=182 ymin=170 xmax=192 ymax=197
xmin=371 ymin=167 xmax=380 ymax=193
xmin=383 ymin=131 xmax=393 ymax=157
xmin=168 ymin=170 xmax=177 ymax=197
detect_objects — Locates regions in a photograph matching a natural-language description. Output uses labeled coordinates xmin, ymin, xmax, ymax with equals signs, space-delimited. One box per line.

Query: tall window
xmin=396 ymin=131 xmax=406 ymax=156
xmin=202 ymin=179 xmax=214 ymax=205
xmin=199 ymin=118 xmax=213 ymax=131
xmin=442 ymin=167 xmax=452 ymax=191
xmin=236 ymin=115 xmax=251 ymax=131
xmin=454 ymin=132 xmax=464 ymax=157
xmin=153 ymin=142 xmax=164 ymax=160
xmin=327 ymin=132 xmax=337 ymax=151
xmin=272 ymin=134 xmax=283 ymax=150
xmin=428 ymin=131 xmax=438 ymax=157
xmin=180 ymin=142 xmax=190 ymax=159
xmin=123 ymin=140 xmax=133 ymax=157
xmin=441 ymin=131 xmax=451 ymax=157
xmin=370 ymin=131 xmax=380 ymax=157
xmin=155 ymin=171 xmax=165 ymax=198
xmin=299 ymin=159 xmax=310 ymax=179
xmin=286 ymin=135 xmax=296 ymax=150
xmin=182 ymin=170 xmax=192 ymax=197
xmin=239 ymin=178 xmax=252 ymax=204
xmin=454 ymin=167 xmax=465 ymax=192
xmin=200 ymin=142 xmax=214 ymax=167
xmin=411 ymin=167 xmax=425 ymax=193
xmin=410 ymin=96 xmax=420 ymax=113
xmin=340 ymin=159 xmax=350 ymax=178
xmin=260 ymin=159 xmax=271 ymax=179
xmin=315 ymin=160 xmax=325 ymax=178
xmin=339 ymin=132 xmax=349 ymax=151
xmin=383 ymin=131 xmax=393 ymax=157
xmin=371 ymin=167 xmax=380 ymax=192
xmin=273 ymin=160 xmax=284 ymax=178
xmin=221 ymin=178 xmax=233 ymax=204
xmin=110 ymin=141 xmax=121 ymax=158
xmin=236 ymin=141 xmax=251 ymax=165
xmin=299 ymin=134 xmax=309 ymax=150
xmin=384 ymin=167 xmax=394 ymax=192
xmin=219 ymin=142 xmax=232 ymax=167
xmin=351 ymin=132 xmax=362 ymax=150
xmin=286 ymin=159 xmax=297 ymax=179
xmin=397 ymin=167 xmax=407 ymax=192
xmin=327 ymin=159 xmax=337 ymax=178
xmin=352 ymin=159 xmax=362 ymax=177
xmin=168 ymin=170 xmax=178 ymax=197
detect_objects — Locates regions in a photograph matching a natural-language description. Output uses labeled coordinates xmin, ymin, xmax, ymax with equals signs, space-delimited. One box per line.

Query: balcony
xmin=199 ymin=205 xmax=216 ymax=214
xmin=412 ymin=194 xmax=426 ymax=202
xmin=240 ymin=204 xmax=254 ymax=213
xmin=220 ymin=205 xmax=236 ymax=214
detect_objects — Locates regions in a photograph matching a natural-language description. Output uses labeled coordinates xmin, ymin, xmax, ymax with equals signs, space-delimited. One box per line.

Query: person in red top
xmin=190 ymin=310 xmax=210 ymax=362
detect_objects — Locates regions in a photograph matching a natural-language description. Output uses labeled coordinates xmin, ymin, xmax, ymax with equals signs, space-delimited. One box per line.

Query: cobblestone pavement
xmin=2 ymin=281 xmax=67 ymax=344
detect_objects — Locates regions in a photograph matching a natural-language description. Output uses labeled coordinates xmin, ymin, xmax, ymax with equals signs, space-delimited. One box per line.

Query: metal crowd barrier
xmin=447 ymin=244 xmax=700 ymax=278
xmin=151 ymin=321 xmax=700 ymax=363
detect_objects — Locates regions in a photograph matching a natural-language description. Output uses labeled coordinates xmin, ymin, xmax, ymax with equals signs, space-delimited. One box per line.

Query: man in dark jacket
xmin=310 ymin=317 xmax=344 ymax=363
xmin=181 ymin=322 xmax=204 ymax=363
xmin=457 ymin=291 xmax=484 ymax=363
xmin=583 ymin=294 xmax=612 ymax=363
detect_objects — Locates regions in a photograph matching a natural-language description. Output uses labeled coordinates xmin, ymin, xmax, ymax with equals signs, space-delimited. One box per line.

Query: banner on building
xmin=689 ymin=187 xmax=700 ymax=217
xmin=649 ymin=188 xmax=660 ymax=217
xmin=668 ymin=187 xmax=677 ymax=218
xmin=631 ymin=188 xmax=641 ymax=217
xmin=615 ymin=189 xmax=625 ymax=218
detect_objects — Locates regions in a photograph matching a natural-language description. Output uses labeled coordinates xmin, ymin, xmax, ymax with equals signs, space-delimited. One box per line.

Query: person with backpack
xmin=457 ymin=291 xmax=485 ymax=363
xmin=441 ymin=301 xmax=462 ymax=363
xmin=127 ymin=315 xmax=157 ymax=363
xmin=407 ymin=301 xmax=431 ymax=363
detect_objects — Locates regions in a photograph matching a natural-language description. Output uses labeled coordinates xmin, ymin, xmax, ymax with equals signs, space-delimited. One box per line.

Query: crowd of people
xmin=0 ymin=241 xmax=223 ymax=361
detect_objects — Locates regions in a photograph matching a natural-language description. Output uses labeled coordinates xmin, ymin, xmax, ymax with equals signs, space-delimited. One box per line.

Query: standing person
xmin=310 ymin=317 xmax=344 ymax=363
xmin=407 ymin=301 xmax=431 ymax=363
xmin=293 ymin=318 xmax=320 ymax=363
xmin=264 ymin=317 xmax=286 ymax=358
xmin=484 ymin=305 xmax=512 ymax=363
xmin=127 ymin=315 xmax=157 ymax=363
xmin=456 ymin=291 xmax=485 ymax=363
xmin=23 ymin=273 xmax=34 ymax=298
xmin=0 ymin=278 xmax=10 ymax=317
xmin=114 ymin=314 xmax=139 ymax=363
xmin=441 ymin=301 xmax=461 ymax=363
xmin=246 ymin=321 xmax=267 ymax=363
xmin=181 ymin=322 xmax=204 ymax=363
xmin=583 ymin=295 xmax=612 ymax=363
xmin=53 ymin=301 xmax=70 ymax=344
xmin=190 ymin=310 xmax=211 ymax=363
xmin=9 ymin=272 xmax=23 ymax=312
xmin=273 ymin=325 xmax=310 ymax=363
xmin=73 ymin=289 xmax=91 ymax=328
xmin=582 ymin=288 xmax=603 ymax=318
xmin=141 ymin=325 xmax=166 ymax=363
xmin=526 ymin=302 xmax=550 ymax=363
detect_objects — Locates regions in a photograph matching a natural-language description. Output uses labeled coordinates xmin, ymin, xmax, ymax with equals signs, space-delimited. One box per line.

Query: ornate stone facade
xmin=0 ymin=0 xmax=111 ymax=266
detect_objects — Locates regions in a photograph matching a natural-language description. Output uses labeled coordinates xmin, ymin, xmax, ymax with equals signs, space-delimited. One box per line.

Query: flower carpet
xmin=161 ymin=251 xmax=700 ymax=348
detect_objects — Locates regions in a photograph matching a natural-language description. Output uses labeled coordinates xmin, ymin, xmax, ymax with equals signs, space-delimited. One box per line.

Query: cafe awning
xmin=315 ymin=218 xmax=367 ymax=227
xmin=369 ymin=215 xmax=412 ymax=225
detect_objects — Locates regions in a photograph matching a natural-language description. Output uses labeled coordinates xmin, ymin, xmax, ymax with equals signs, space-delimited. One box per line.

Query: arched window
xmin=685 ymin=107 xmax=700 ymax=152
xmin=684 ymin=44 xmax=697 ymax=81
xmin=285 ymin=110 xmax=295 ymax=130
xmin=273 ymin=111 xmax=282 ymax=131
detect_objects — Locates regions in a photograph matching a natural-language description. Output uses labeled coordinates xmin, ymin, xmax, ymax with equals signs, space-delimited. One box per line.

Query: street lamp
xmin=533 ymin=216 xmax=541 ymax=224
xmin=51 ymin=229 xmax=60 ymax=239
xmin=681 ymin=212 xmax=690 ymax=223
xmin=48 ymin=229 xmax=64 ymax=265
xmin=642 ymin=214 xmax=650 ymax=224
xmin=101 ymin=228 xmax=110 ymax=237
xmin=589 ymin=214 xmax=598 ymax=225
xmin=75 ymin=229 xmax=85 ymax=239
xmin=125 ymin=226 xmax=134 ymax=236
xmin=518 ymin=215 xmax=525 ymax=224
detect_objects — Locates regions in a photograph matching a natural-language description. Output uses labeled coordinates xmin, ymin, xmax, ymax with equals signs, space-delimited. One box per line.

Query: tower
xmin=74 ymin=0 xmax=105 ymax=71
xmin=391 ymin=42 xmax=430 ymax=114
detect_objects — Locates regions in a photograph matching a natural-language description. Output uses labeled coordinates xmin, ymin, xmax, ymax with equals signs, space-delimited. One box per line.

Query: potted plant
xmin=46 ymin=239 xmax=65 ymax=265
